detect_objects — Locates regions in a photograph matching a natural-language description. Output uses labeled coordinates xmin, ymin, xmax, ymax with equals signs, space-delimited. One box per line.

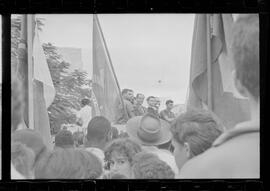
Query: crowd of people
xmin=10 ymin=14 xmax=259 ymax=179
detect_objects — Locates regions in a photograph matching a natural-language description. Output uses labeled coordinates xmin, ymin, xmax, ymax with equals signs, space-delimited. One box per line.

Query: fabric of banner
xmin=32 ymin=20 xmax=54 ymax=150
xmin=92 ymin=15 xmax=125 ymax=123
xmin=187 ymin=14 xmax=250 ymax=129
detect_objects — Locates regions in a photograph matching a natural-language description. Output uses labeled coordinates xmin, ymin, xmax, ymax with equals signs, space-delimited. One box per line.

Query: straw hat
xmin=126 ymin=114 xmax=172 ymax=146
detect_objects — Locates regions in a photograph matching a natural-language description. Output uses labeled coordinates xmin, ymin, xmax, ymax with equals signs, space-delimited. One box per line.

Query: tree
xmin=11 ymin=16 xmax=92 ymax=135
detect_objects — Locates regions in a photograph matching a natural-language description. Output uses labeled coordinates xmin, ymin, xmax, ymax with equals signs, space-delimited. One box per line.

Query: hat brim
xmin=126 ymin=116 xmax=172 ymax=146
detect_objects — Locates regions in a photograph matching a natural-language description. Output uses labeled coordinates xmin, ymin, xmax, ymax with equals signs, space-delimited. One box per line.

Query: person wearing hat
xmin=54 ymin=129 xmax=74 ymax=149
xmin=126 ymin=113 xmax=179 ymax=175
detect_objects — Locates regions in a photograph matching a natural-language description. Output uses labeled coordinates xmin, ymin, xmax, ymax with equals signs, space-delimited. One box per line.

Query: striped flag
xmin=187 ymin=14 xmax=251 ymax=130
xmin=92 ymin=14 xmax=126 ymax=123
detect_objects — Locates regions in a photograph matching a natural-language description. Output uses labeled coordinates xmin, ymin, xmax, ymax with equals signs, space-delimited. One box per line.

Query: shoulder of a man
xmin=179 ymin=126 xmax=260 ymax=178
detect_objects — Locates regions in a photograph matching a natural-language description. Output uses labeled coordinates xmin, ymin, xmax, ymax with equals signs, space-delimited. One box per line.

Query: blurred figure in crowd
xmin=76 ymin=98 xmax=92 ymax=134
xmin=54 ymin=129 xmax=74 ymax=149
xmin=146 ymin=96 xmax=159 ymax=117
xmin=126 ymin=113 xmax=179 ymax=176
xmin=35 ymin=148 xmax=103 ymax=179
xmin=104 ymin=138 xmax=142 ymax=178
xmin=115 ymin=89 xmax=135 ymax=124
xmin=134 ymin=93 xmax=147 ymax=116
xmin=84 ymin=116 xmax=112 ymax=167
xmin=160 ymin=100 xmax=176 ymax=123
xmin=170 ymin=109 xmax=222 ymax=174
xmin=131 ymin=151 xmax=175 ymax=179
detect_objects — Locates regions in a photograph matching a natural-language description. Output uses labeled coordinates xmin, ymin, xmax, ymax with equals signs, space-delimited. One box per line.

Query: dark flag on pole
xmin=92 ymin=14 xmax=126 ymax=123
xmin=187 ymin=14 xmax=251 ymax=130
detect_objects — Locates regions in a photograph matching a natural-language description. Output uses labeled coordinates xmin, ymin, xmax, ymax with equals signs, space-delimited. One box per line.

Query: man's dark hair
xmin=55 ymin=129 xmax=74 ymax=148
xmin=165 ymin=100 xmax=173 ymax=105
xmin=171 ymin=109 xmax=222 ymax=158
xmin=81 ymin=98 xmax=91 ymax=107
xmin=136 ymin=93 xmax=145 ymax=98
xmin=231 ymin=14 xmax=259 ymax=101
xmin=86 ymin=116 xmax=111 ymax=141
xmin=146 ymin=96 xmax=155 ymax=102
xmin=121 ymin=89 xmax=130 ymax=95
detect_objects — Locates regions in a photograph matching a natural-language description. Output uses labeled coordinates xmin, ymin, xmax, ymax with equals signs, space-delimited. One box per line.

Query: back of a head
xmin=86 ymin=116 xmax=111 ymax=142
xmin=171 ymin=109 xmax=222 ymax=157
xmin=104 ymin=138 xmax=142 ymax=164
xmin=54 ymin=129 xmax=74 ymax=149
xmin=132 ymin=151 xmax=175 ymax=179
xmin=35 ymin=148 xmax=103 ymax=179
xmin=12 ymin=129 xmax=47 ymax=164
xmin=81 ymin=98 xmax=90 ymax=107
xmin=11 ymin=142 xmax=35 ymax=178
xmin=231 ymin=14 xmax=259 ymax=101
xmin=73 ymin=131 xmax=84 ymax=147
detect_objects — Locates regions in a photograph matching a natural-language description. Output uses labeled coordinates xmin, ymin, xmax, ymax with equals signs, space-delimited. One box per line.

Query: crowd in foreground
xmin=12 ymin=109 xmax=223 ymax=179
xmin=10 ymin=14 xmax=259 ymax=179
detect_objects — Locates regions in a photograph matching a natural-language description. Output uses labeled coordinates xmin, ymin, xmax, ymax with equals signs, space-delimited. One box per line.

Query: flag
xmin=187 ymin=14 xmax=251 ymax=130
xmin=16 ymin=15 xmax=29 ymax=126
xmin=92 ymin=14 xmax=126 ymax=123
xmin=32 ymin=17 xmax=55 ymax=150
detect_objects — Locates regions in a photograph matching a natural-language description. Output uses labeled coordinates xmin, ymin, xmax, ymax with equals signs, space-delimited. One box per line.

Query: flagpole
xmin=27 ymin=14 xmax=35 ymax=129
xmin=93 ymin=14 xmax=128 ymax=120
xmin=206 ymin=14 xmax=213 ymax=110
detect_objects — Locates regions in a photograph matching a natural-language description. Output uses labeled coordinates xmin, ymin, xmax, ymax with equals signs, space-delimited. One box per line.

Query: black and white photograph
xmin=10 ymin=14 xmax=259 ymax=179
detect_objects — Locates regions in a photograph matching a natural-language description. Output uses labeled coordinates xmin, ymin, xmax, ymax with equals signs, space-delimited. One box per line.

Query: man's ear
xmin=232 ymin=70 xmax=248 ymax=98
xmin=183 ymin=142 xmax=191 ymax=159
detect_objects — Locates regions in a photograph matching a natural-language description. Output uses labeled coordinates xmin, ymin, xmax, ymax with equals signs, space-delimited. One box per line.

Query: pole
xmin=206 ymin=14 xmax=213 ymax=110
xmin=27 ymin=14 xmax=35 ymax=129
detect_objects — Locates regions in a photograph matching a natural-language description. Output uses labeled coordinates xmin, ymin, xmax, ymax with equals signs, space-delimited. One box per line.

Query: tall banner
xmin=92 ymin=14 xmax=126 ymax=123
xmin=17 ymin=15 xmax=29 ymax=126
xmin=32 ymin=16 xmax=55 ymax=150
xmin=187 ymin=14 xmax=250 ymax=130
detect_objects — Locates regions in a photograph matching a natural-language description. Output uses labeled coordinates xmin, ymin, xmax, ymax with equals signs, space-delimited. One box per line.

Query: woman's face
xmin=171 ymin=139 xmax=189 ymax=171
xmin=109 ymin=151 xmax=132 ymax=178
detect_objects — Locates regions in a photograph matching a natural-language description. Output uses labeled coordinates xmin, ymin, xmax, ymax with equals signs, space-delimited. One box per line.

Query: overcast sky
xmin=37 ymin=14 xmax=194 ymax=105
